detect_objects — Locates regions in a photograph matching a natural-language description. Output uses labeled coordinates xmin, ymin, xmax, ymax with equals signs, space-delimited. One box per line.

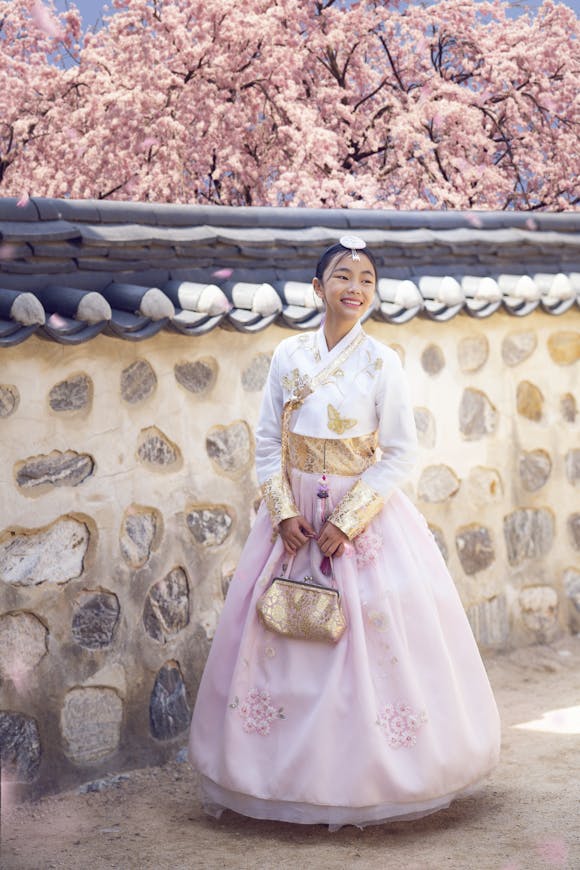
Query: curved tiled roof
xmin=0 ymin=197 xmax=579 ymax=344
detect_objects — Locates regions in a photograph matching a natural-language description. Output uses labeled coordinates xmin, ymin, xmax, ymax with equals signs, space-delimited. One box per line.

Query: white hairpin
xmin=339 ymin=235 xmax=366 ymax=261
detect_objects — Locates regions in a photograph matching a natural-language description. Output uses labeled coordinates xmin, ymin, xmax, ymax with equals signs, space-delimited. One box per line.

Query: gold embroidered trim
xmin=261 ymin=472 xmax=300 ymax=526
xmin=276 ymin=329 xmax=368 ymax=524
xmin=328 ymin=479 xmax=384 ymax=540
xmin=288 ymin=432 xmax=378 ymax=476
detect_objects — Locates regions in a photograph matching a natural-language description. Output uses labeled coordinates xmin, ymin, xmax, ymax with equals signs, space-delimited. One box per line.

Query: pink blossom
xmin=30 ymin=1 xmax=63 ymax=39
xmin=0 ymin=0 xmax=578 ymax=210
xmin=16 ymin=192 xmax=30 ymax=207
xmin=212 ymin=268 xmax=234 ymax=279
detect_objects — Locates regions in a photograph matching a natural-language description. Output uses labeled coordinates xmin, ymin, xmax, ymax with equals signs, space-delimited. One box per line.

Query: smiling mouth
xmin=341 ymin=298 xmax=363 ymax=307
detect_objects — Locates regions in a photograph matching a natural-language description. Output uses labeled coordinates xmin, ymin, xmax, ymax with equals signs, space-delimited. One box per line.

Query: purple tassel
xmin=320 ymin=555 xmax=332 ymax=576
xmin=317 ymin=473 xmax=329 ymax=499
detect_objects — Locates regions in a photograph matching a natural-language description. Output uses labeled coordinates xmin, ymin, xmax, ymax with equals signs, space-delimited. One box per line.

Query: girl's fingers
xmin=300 ymin=520 xmax=316 ymax=537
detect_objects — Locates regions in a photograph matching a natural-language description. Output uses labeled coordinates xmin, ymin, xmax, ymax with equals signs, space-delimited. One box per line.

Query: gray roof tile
xmin=0 ymin=196 xmax=579 ymax=345
xmin=0 ymin=220 xmax=78 ymax=242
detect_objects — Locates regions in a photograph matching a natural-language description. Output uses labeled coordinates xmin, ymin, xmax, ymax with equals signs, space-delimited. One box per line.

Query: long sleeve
xmin=328 ymin=352 xmax=418 ymax=539
xmin=255 ymin=347 xmax=300 ymax=525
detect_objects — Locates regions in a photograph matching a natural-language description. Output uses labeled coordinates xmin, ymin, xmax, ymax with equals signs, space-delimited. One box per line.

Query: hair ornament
xmin=339 ymin=235 xmax=367 ymax=262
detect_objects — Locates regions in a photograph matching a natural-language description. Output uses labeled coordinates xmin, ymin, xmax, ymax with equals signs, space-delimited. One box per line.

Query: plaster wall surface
xmin=0 ymin=309 xmax=578 ymax=798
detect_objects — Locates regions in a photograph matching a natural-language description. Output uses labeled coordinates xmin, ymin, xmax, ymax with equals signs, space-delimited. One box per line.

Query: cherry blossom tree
xmin=1 ymin=0 xmax=579 ymax=209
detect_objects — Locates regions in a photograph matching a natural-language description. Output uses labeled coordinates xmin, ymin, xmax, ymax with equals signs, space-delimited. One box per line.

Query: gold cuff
xmin=328 ymin=479 xmax=384 ymax=540
xmin=261 ymin=472 xmax=300 ymax=526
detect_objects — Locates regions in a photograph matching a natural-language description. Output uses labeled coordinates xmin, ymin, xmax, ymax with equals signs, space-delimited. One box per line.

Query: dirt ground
xmin=2 ymin=636 xmax=579 ymax=870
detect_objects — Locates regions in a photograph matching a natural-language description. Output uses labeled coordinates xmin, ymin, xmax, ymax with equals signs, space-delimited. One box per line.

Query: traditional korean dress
xmin=188 ymin=321 xmax=500 ymax=829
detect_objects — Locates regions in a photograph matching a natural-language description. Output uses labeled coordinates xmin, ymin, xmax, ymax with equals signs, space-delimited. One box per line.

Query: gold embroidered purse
xmin=257 ymin=566 xmax=347 ymax=645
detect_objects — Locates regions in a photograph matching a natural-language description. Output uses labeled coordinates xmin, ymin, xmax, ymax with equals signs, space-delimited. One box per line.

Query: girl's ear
xmin=312 ymin=277 xmax=324 ymax=299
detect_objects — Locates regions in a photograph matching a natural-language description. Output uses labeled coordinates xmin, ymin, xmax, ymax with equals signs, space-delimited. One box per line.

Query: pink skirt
xmin=188 ymin=469 xmax=500 ymax=829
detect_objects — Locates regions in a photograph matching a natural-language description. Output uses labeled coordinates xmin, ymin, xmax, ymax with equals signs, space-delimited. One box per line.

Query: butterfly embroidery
xmin=327 ymin=404 xmax=357 ymax=435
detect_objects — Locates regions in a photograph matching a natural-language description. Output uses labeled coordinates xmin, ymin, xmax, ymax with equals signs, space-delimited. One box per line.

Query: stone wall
xmin=0 ymin=309 xmax=578 ymax=798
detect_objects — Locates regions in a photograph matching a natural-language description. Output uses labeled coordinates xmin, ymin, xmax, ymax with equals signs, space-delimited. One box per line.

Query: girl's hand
xmin=317 ymin=521 xmax=349 ymax=557
xmin=279 ymin=515 xmax=316 ymax=555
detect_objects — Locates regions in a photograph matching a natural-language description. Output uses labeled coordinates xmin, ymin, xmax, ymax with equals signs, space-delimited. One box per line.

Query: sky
xmin=53 ymin=0 xmax=580 ymax=28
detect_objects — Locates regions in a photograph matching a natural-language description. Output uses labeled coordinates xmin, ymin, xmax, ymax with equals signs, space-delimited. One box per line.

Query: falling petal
xmin=212 ymin=268 xmax=234 ymax=279
xmin=536 ymin=837 xmax=568 ymax=867
xmin=17 ymin=193 xmax=30 ymax=208
xmin=466 ymin=213 xmax=483 ymax=228
xmin=0 ymin=243 xmax=18 ymax=260
xmin=47 ymin=313 xmax=68 ymax=328
xmin=525 ymin=218 xmax=538 ymax=231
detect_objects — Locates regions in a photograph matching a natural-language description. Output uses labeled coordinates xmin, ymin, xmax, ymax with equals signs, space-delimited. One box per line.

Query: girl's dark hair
xmin=315 ymin=242 xmax=378 ymax=283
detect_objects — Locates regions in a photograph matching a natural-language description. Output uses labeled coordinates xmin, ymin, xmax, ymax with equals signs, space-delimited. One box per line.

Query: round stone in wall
xmin=241 ymin=353 xmax=272 ymax=392
xmin=72 ymin=590 xmax=120 ymax=649
xmin=206 ymin=421 xmax=252 ymax=476
xmin=15 ymin=450 xmax=94 ymax=491
xmin=565 ymin=449 xmax=580 ymax=486
xmin=467 ymin=596 xmax=509 ymax=648
xmin=0 ymin=612 xmax=48 ymax=679
xmin=518 ymin=449 xmax=552 ymax=492
xmin=149 ymin=660 xmax=191 ymax=741
xmin=0 ymin=712 xmax=41 ymax=782
xmin=455 ymin=524 xmax=495 ymax=575
xmin=137 ymin=427 xmax=182 ymax=470
xmin=121 ymin=359 xmax=157 ymax=404
xmin=186 ymin=505 xmax=233 ymax=547
xmin=61 ymin=687 xmax=123 ymax=765
xmin=48 ymin=373 xmax=93 ymax=413
xmin=516 ymin=381 xmax=544 ymax=422
xmin=466 ymin=466 xmax=503 ymax=505
xmin=459 ymin=388 xmax=497 ymax=440
xmin=143 ymin=567 xmax=190 ymax=643
xmin=174 ymin=357 xmax=218 ymax=394
xmin=428 ymin=524 xmax=448 ymax=562
xmin=503 ymin=508 xmax=554 ymax=566
xmin=519 ymin=586 xmax=559 ymax=639
xmin=120 ymin=505 xmax=161 ymax=568
xmin=564 ymin=569 xmax=580 ymax=631
xmin=568 ymin=513 xmax=580 ymax=550
xmin=418 ymin=465 xmax=460 ymax=502
xmin=501 ymin=331 xmax=537 ymax=367
xmin=547 ymin=330 xmax=580 ymax=365
xmin=0 ymin=384 xmax=19 ymax=417
xmin=561 ymin=393 xmax=577 ymax=423
xmin=420 ymin=344 xmax=445 ymax=375
xmin=0 ymin=516 xmax=90 ymax=586
xmin=457 ymin=335 xmax=489 ymax=373
xmin=413 ymin=407 xmax=436 ymax=448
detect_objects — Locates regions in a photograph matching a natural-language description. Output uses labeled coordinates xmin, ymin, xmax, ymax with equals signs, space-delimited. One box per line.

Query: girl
xmin=188 ymin=237 xmax=500 ymax=829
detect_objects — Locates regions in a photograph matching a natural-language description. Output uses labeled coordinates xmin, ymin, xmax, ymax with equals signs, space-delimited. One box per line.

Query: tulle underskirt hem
xmin=199 ymin=774 xmax=484 ymax=831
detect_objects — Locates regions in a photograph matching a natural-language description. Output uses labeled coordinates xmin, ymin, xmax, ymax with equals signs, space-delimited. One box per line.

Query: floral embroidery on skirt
xmin=353 ymin=528 xmax=383 ymax=567
xmin=377 ymin=702 xmax=428 ymax=749
xmin=230 ymin=688 xmax=285 ymax=735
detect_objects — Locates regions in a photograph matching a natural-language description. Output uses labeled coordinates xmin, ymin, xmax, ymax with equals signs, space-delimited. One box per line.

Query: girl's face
xmin=313 ymin=251 xmax=376 ymax=325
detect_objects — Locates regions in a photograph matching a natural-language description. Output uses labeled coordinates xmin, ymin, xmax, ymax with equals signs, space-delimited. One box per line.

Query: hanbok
xmin=188 ymin=321 xmax=500 ymax=829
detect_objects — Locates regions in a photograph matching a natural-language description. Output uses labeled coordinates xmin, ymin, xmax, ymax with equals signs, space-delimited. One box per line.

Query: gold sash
xmin=287 ymin=431 xmax=378 ymax=476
